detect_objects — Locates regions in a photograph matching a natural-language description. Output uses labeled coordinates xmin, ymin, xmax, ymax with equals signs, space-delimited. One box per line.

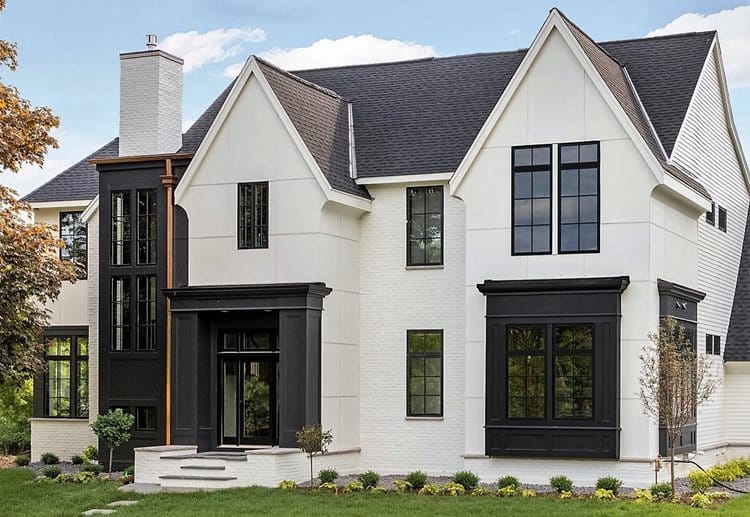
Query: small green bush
xmin=82 ymin=462 xmax=103 ymax=474
xmin=40 ymin=452 xmax=59 ymax=465
xmin=443 ymin=481 xmax=465 ymax=496
xmin=471 ymin=486 xmax=488 ymax=496
xmin=405 ymin=470 xmax=428 ymax=490
xmin=418 ymin=483 xmax=441 ymax=496
xmin=550 ymin=475 xmax=573 ymax=493
xmin=74 ymin=471 xmax=97 ymax=484
xmin=82 ymin=445 xmax=98 ymax=462
xmin=13 ymin=455 xmax=30 ymax=467
xmin=318 ymin=481 xmax=337 ymax=492
xmin=497 ymin=485 xmax=517 ymax=497
xmin=649 ymin=482 xmax=672 ymax=499
xmin=343 ymin=480 xmax=364 ymax=493
xmin=451 ymin=470 xmax=479 ymax=490
xmin=634 ymin=488 xmax=654 ymax=503
xmin=688 ymin=469 xmax=713 ymax=493
xmin=358 ymin=470 xmax=380 ymax=489
xmin=393 ymin=479 xmax=412 ymax=492
xmin=71 ymin=455 xmax=84 ymax=465
xmin=318 ymin=468 xmax=338 ymax=484
xmin=278 ymin=480 xmax=296 ymax=490
xmin=521 ymin=489 xmax=536 ymax=498
xmin=736 ymin=457 xmax=750 ymax=476
xmin=592 ymin=488 xmax=616 ymax=500
xmin=707 ymin=465 xmax=737 ymax=482
xmin=595 ymin=475 xmax=622 ymax=495
xmin=42 ymin=466 xmax=61 ymax=479
xmin=497 ymin=475 xmax=519 ymax=489
xmin=691 ymin=492 xmax=712 ymax=508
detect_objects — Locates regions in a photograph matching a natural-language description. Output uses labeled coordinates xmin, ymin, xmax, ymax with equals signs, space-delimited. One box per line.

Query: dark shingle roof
xmin=726 ymin=207 xmax=750 ymax=361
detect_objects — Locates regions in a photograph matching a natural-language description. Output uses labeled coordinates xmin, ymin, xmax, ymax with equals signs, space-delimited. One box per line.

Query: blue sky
xmin=1 ymin=0 xmax=748 ymax=195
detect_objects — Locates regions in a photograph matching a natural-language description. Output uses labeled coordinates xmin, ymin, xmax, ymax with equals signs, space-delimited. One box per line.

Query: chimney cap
xmin=146 ymin=34 xmax=158 ymax=50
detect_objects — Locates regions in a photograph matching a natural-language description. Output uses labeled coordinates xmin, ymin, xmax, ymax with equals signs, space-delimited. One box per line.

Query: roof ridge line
xmin=600 ymin=30 xmax=717 ymax=45
xmin=254 ymin=56 xmax=346 ymax=102
xmin=554 ymin=8 xmax=624 ymax=67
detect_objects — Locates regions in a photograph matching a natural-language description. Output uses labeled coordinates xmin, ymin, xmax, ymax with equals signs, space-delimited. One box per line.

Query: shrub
xmin=418 ymin=483 xmax=441 ymax=496
xmin=393 ymin=480 xmax=412 ymax=493
xmin=71 ymin=455 xmax=84 ymax=465
xmin=736 ymin=457 xmax=750 ymax=476
xmin=13 ymin=455 xmax=30 ymax=467
xmin=40 ymin=453 xmax=59 ymax=465
xmin=471 ymin=486 xmax=488 ymax=496
xmin=707 ymin=465 xmax=737 ymax=482
xmin=497 ymin=475 xmax=519 ymax=489
xmin=688 ymin=469 xmax=713 ymax=493
xmin=691 ymin=492 xmax=712 ymax=508
xmin=405 ymin=470 xmax=428 ymax=490
xmin=296 ymin=424 xmax=333 ymax=488
xmin=443 ymin=481 xmax=465 ymax=496
xmin=592 ymin=488 xmax=616 ymax=500
xmin=707 ymin=490 xmax=730 ymax=500
xmin=595 ymin=475 xmax=622 ymax=495
xmin=560 ymin=490 xmax=573 ymax=499
xmin=497 ymin=485 xmax=517 ymax=497
xmin=52 ymin=474 xmax=71 ymax=483
xmin=550 ymin=475 xmax=573 ymax=493
xmin=42 ymin=466 xmax=61 ymax=479
xmin=278 ymin=480 xmax=297 ymax=490
xmin=318 ymin=481 xmax=337 ymax=492
xmin=521 ymin=489 xmax=536 ymax=498
xmin=451 ymin=470 xmax=479 ymax=491
xmin=358 ymin=470 xmax=380 ymax=489
xmin=370 ymin=486 xmax=388 ymax=494
xmin=318 ymin=468 xmax=338 ymax=484
xmin=649 ymin=482 xmax=672 ymax=499
xmin=123 ymin=465 xmax=134 ymax=477
xmin=91 ymin=409 xmax=135 ymax=475
xmin=634 ymin=488 xmax=654 ymax=503
xmin=82 ymin=462 xmax=103 ymax=474
xmin=74 ymin=471 xmax=97 ymax=484
xmin=82 ymin=445 xmax=98 ymax=462
xmin=343 ymin=481 xmax=364 ymax=493
xmin=0 ymin=420 xmax=30 ymax=456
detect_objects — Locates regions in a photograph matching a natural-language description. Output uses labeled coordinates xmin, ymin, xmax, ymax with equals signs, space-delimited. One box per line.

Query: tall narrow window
xmin=137 ymin=275 xmax=157 ymax=351
xmin=559 ymin=142 xmax=600 ymax=253
xmin=718 ymin=206 xmax=727 ymax=232
xmin=507 ymin=326 xmax=546 ymax=419
xmin=407 ymin=186 xmax=443 ymax=266
xmin=137 ymin=189 xmax=157 ymax=265
xmin=706 ymin=202 xmax=715 ymax=226
xmin=76 ymin=337 xmax=89 ymax=418
xmin=135 ymin=407 xmax=157 ymax=431
xmin=553 ymin=326 xmax=593 ymax=420
xmin=59 ymin=211 xmax=87 ymax=279
xmin=111 ymin=276 xmax=131 ymax=351
xmin=44 ymin=337 xmax=71 ymax=417
xmin=111 ymin=192 xmax=131 ymax=265
xmin=238 ymin=182 xmax=269 ymax=249
xmin=512 ymin=146 xmax=551 ymax=254
xmin=406 ymin=330 xmax=443 ymax=416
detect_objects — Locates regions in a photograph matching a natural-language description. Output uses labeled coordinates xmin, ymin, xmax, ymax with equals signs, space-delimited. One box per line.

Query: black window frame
xmin=706 ymin=334 xmax=721 ymax=355
xmin=511 ymin=144 xmax=552 ymax=255
xmin=136 ymin=275 xmax=157 ymax=351
xmin=706 ymin=202 xmax=715 ymax=226
xmin=135 ymin=406 xmax=157 ymax=431
xmin=718 ymin=206 xmax=727 ymax=232
xmin=237 ymin=182 xmax=269 ymax=250
xmin=558 ymin=141 xmax=601 ymax=254
xmin=111 ymin=276 xmax=131 ymax=351
xmin=406 ymin=186 xmax=444 ymax=266
xmin=59 ymin=211 xmax=87 ymax=279
xmin=136 ymin=189 xmax=157 ymax=265
xmin=552 ymin=325 xmax=594 ymax=421
xmin=406 ymin=329 xmax=443 ymax=417
xmin=42 ymin=334 xmax=89 ymax=419
xmin=110 ymin=191 xmax=132 ymax=266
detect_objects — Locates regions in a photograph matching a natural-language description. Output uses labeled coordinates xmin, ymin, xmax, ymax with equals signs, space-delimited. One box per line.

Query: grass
xmin=3 ymin=468 xmax=750 ymax=516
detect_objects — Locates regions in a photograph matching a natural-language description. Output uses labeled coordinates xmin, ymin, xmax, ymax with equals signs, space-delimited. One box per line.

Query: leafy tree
xmin=0 ymin=0 xmax=74 ymax=386
xmin=639 ymin=316 xmax=720 ymax=494
xmin=296 ymin=424 xmax=333 ymax=488
xmin=91 ymin=409 xmax=135 ymax=475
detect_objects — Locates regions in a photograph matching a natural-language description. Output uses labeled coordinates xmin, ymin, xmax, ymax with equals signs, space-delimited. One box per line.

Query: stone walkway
xmin=81 ymin=500 xmax=139 ymax=515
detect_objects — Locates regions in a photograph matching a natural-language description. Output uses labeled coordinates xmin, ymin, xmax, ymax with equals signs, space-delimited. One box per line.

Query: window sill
xmin=405 ymin=416 xmax=444 ymax=421
xmin=405 ymin=265 xmax=444 ymax=270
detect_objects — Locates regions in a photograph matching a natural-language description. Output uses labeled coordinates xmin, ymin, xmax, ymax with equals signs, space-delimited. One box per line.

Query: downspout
xmin=160 ymin=159 xmax=177 ymax=445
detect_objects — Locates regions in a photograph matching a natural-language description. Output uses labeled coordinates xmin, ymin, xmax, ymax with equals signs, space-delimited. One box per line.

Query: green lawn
xmin=3 ymin=468 xmax=750 ymax=516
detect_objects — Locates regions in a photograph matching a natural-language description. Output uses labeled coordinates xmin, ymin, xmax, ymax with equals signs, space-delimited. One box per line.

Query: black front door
xmin=219 ymin=330 xmax=279 ymax=446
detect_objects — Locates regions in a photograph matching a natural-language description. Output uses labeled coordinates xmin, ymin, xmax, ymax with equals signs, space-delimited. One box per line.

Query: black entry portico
xmin=163 ymin=283 xmax=331 ymax=450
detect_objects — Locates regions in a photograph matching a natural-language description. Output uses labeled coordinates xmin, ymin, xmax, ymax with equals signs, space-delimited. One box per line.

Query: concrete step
xmin=161 ymin=453 xmax=247 ymax=462
xmin=159 ymin=475 xmax=237 ymax=481
xmin=180 ymin=465 xmax=226 ymax=471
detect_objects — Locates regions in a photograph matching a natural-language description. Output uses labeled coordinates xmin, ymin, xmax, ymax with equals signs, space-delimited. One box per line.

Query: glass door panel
xmin=222 ymin=361 xmax=238 ymax=442
xmin=242 ymin=361 xmax=273 ymax=443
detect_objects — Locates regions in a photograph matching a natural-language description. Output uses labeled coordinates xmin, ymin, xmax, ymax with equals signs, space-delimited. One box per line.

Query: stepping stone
xmin=119 ymin=483 xmax=161 ymax=494
xmin=106 ymin=500 xmax=139 ymax=507
xmin=81 ymin=510 xmax=116 ymax=516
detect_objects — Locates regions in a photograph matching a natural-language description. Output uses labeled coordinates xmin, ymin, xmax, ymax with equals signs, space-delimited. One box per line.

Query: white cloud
xmin=1 ymin=158 xmax=74 ymax=198
xmin=223 ymin=34 xmax=436 ymax=76
xmin=647 ymin=5 xmax=750 ymax=88
xmin=161 ymin=27 xmax=266 ymax=73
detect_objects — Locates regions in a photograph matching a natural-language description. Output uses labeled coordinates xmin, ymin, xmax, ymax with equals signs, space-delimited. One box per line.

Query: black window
xmin=512 ymin=146 xmax=551 ymax=254
xmin=43 ymin=335 xmax=88 ymax=418
xmin=718 ymin=206 xmax=727 ymax=232
xmin=137 ymin=189 xmax=157 ymax=265
xmin=406 ymin=330 xmax=443 ymax=416
xmin=135 ymin=407 xmax=157 ymax=431
xmin=59 ymin=211 xmax=87 ymax=279
xmin=111 ymin=276 xmax=131 ymax=351
xmin=559 ymin=142 xmax=600 ymax=253
xmin=553 ymin=326 xmax=593 ymax=420
xmin=111 ymin=191 xmax=131 ymax=265
xmin=706 ymin=334 xmax=721 ymax=355
xmin=714 ymin=335 xmax=722 ymax=355
xmin=238 ymin=182 xmax=269 ymax=249
xmin=406 ymin=186 xmax=443 ymax=266
xmin=137 ymin=275 xmax=156 ymax=351
xmin=507 ymin=326 xmax=546 ymax=418
xmin=706 ymin=202 xmax=715 ymax=226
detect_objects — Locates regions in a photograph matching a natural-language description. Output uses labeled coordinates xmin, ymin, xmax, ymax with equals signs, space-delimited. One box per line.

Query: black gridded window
xmin=559 ymin=142 xmax=600 ymax=253
xmin=507 ymin=326 xmax=546 ymax=419
xmin=59 ymin=211 xmax=87 ymax=279
xmin=706 ymin=203 xmax=715 ymax=226
xmin=111 ymin=276 xmax=131 ymax=351
xmin=553 ymin=326 xmax=594 ymax=420
xmin=43 ymin=335 xmax=88 ymax=418
xmin=706 ymin=334 xmax=721 ymax=355
xmin=137 ymin=189 xmax=157 ymax=265
xmin=137 ymin=275 xmax=157 ymax=351
xmin=238 ymin=182 xmax=269 ymax=249
xmin=407 ymin=330 xmax=443 ymax=416
xmin=136 ymin=407 xmax=157 ymax=431
xmin=512 ymin=146 xmax=552 ymax=254
xmin=714 ymin=335 xmax=722 ymax=355
xmin=718 ymin=206 xmax=727 ymax=232
xmin=111 ymin=192 xmax=131 ymax=265
xmin=407 ymin=186 xmax=443 ymax=266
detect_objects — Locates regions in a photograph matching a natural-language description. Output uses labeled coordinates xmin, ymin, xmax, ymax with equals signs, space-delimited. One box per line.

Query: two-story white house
xmin=24 ymin=8 xmax=750 ymax=488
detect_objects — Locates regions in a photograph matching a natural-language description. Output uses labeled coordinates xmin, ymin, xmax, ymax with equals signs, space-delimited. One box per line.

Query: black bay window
xmin=137 ymin=189 xmax=157 ymax=265
xmin=112 ymin=276 xmax=131 ymax=351
xmin=137 ymin=275 xmax=157 ymax=351
xmin=42 ymin=334 xmax=88 ymax=418
xmin=238 ymin=182 xmax=269 ymax=249
xmin=406 ymin=330 xmax=443 ymax=416
xmin=512 ymin=145 xmax=551 ymax=255
xmin=407 ymin=186 xmax=443 ymax=266
xmin=559 ymin=142 xmax=600 ymax=253
xmin=111 ymin=192 xmax=131 ymax=266
xmin=59 ymin=211 xmax=87 ymax=279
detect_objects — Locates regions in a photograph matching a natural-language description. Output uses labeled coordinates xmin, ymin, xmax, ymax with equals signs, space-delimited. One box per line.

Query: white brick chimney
xmin=119 ymin=35 xmax=183 ymax=156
